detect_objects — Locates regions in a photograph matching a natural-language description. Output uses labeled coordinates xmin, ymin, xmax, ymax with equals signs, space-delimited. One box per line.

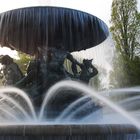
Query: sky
xmin=0 ymin=0 xmax=112 ymax=26
xmin=0 ymin=0 xmax=139 ymax=26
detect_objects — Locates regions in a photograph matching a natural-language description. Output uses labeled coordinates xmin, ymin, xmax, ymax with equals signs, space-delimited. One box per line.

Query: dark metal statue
xmin=40 ymin=47 xmax=81 ymax=86
xmin=0 ymin=55 xmax=24 ymax=86
xmin=46 ymin=47 xmax=82 ymax=79
xmin=14 ymin=47 xmax=98 ymax=108
xmin=16 ymin=48 xmax=98 ymax=89
xmin=79 ymin=59 xmax=98 ymax=83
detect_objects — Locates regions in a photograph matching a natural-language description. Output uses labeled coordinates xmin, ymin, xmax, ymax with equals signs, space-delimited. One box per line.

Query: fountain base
xmin=0 ymin=124 xmax=138 ymax=140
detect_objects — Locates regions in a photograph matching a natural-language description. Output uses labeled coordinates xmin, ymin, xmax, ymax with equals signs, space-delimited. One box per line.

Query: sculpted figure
xmin=79 ymin=59 xmax=98 ymax=83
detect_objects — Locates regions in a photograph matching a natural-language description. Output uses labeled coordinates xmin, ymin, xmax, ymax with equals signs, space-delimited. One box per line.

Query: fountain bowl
xmin=0 ymin=124 xmax=138 ymax=140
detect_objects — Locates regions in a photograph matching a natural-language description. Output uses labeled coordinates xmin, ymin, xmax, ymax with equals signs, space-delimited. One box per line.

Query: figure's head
xmin=83 ymin=59 xmax=93 ymax=67
xmin=0 ymin=55 xmax=13 ymax=65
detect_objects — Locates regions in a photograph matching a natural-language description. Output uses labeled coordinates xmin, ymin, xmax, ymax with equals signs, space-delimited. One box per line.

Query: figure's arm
xmin=66 ymin=53 xmax=81 ymax=76
xmin=67 ymin=53 xmax=81 ymax=65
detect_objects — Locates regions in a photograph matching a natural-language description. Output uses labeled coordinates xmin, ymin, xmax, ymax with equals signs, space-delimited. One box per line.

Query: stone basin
xmin=0 ymin=124 xmax=138 ymax=140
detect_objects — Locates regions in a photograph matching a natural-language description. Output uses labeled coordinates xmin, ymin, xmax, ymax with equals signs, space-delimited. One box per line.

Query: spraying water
xmin=39 ymin=80 xmax=140 ymax=129
xmin=56 ymin=96 xmax=91 ymax=121
xmin=0 ymin=87 xmax=37 ymax=120
xmin=0 ymin=80 xmax=139 ymax=130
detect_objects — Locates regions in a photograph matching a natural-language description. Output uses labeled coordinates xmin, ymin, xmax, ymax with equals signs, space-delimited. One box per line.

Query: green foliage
xmin=110 ymin=0 xmax=140 ymax=88
xmin=110 ymin=54 xmax=140 ymax=88
xmin=111 ymin=0 xmax=140 ymax=60
xmin=15 ymin=53 xmax=32 ymax=74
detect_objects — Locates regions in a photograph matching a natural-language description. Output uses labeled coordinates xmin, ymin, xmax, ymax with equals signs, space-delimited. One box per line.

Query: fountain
xmin=0 ymin=81 xmax=139 ymax=140
xmin=0 ymin=6 xmax=139 ymax=140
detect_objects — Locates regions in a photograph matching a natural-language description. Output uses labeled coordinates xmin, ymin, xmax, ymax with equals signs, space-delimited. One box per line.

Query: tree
xmin=110 ymin=0 xmax=140 ymax=88
xmin=110 ymin=0 xmax=140 ymax=60
xmin=110 ymin=54 xmax=140 ymax=88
